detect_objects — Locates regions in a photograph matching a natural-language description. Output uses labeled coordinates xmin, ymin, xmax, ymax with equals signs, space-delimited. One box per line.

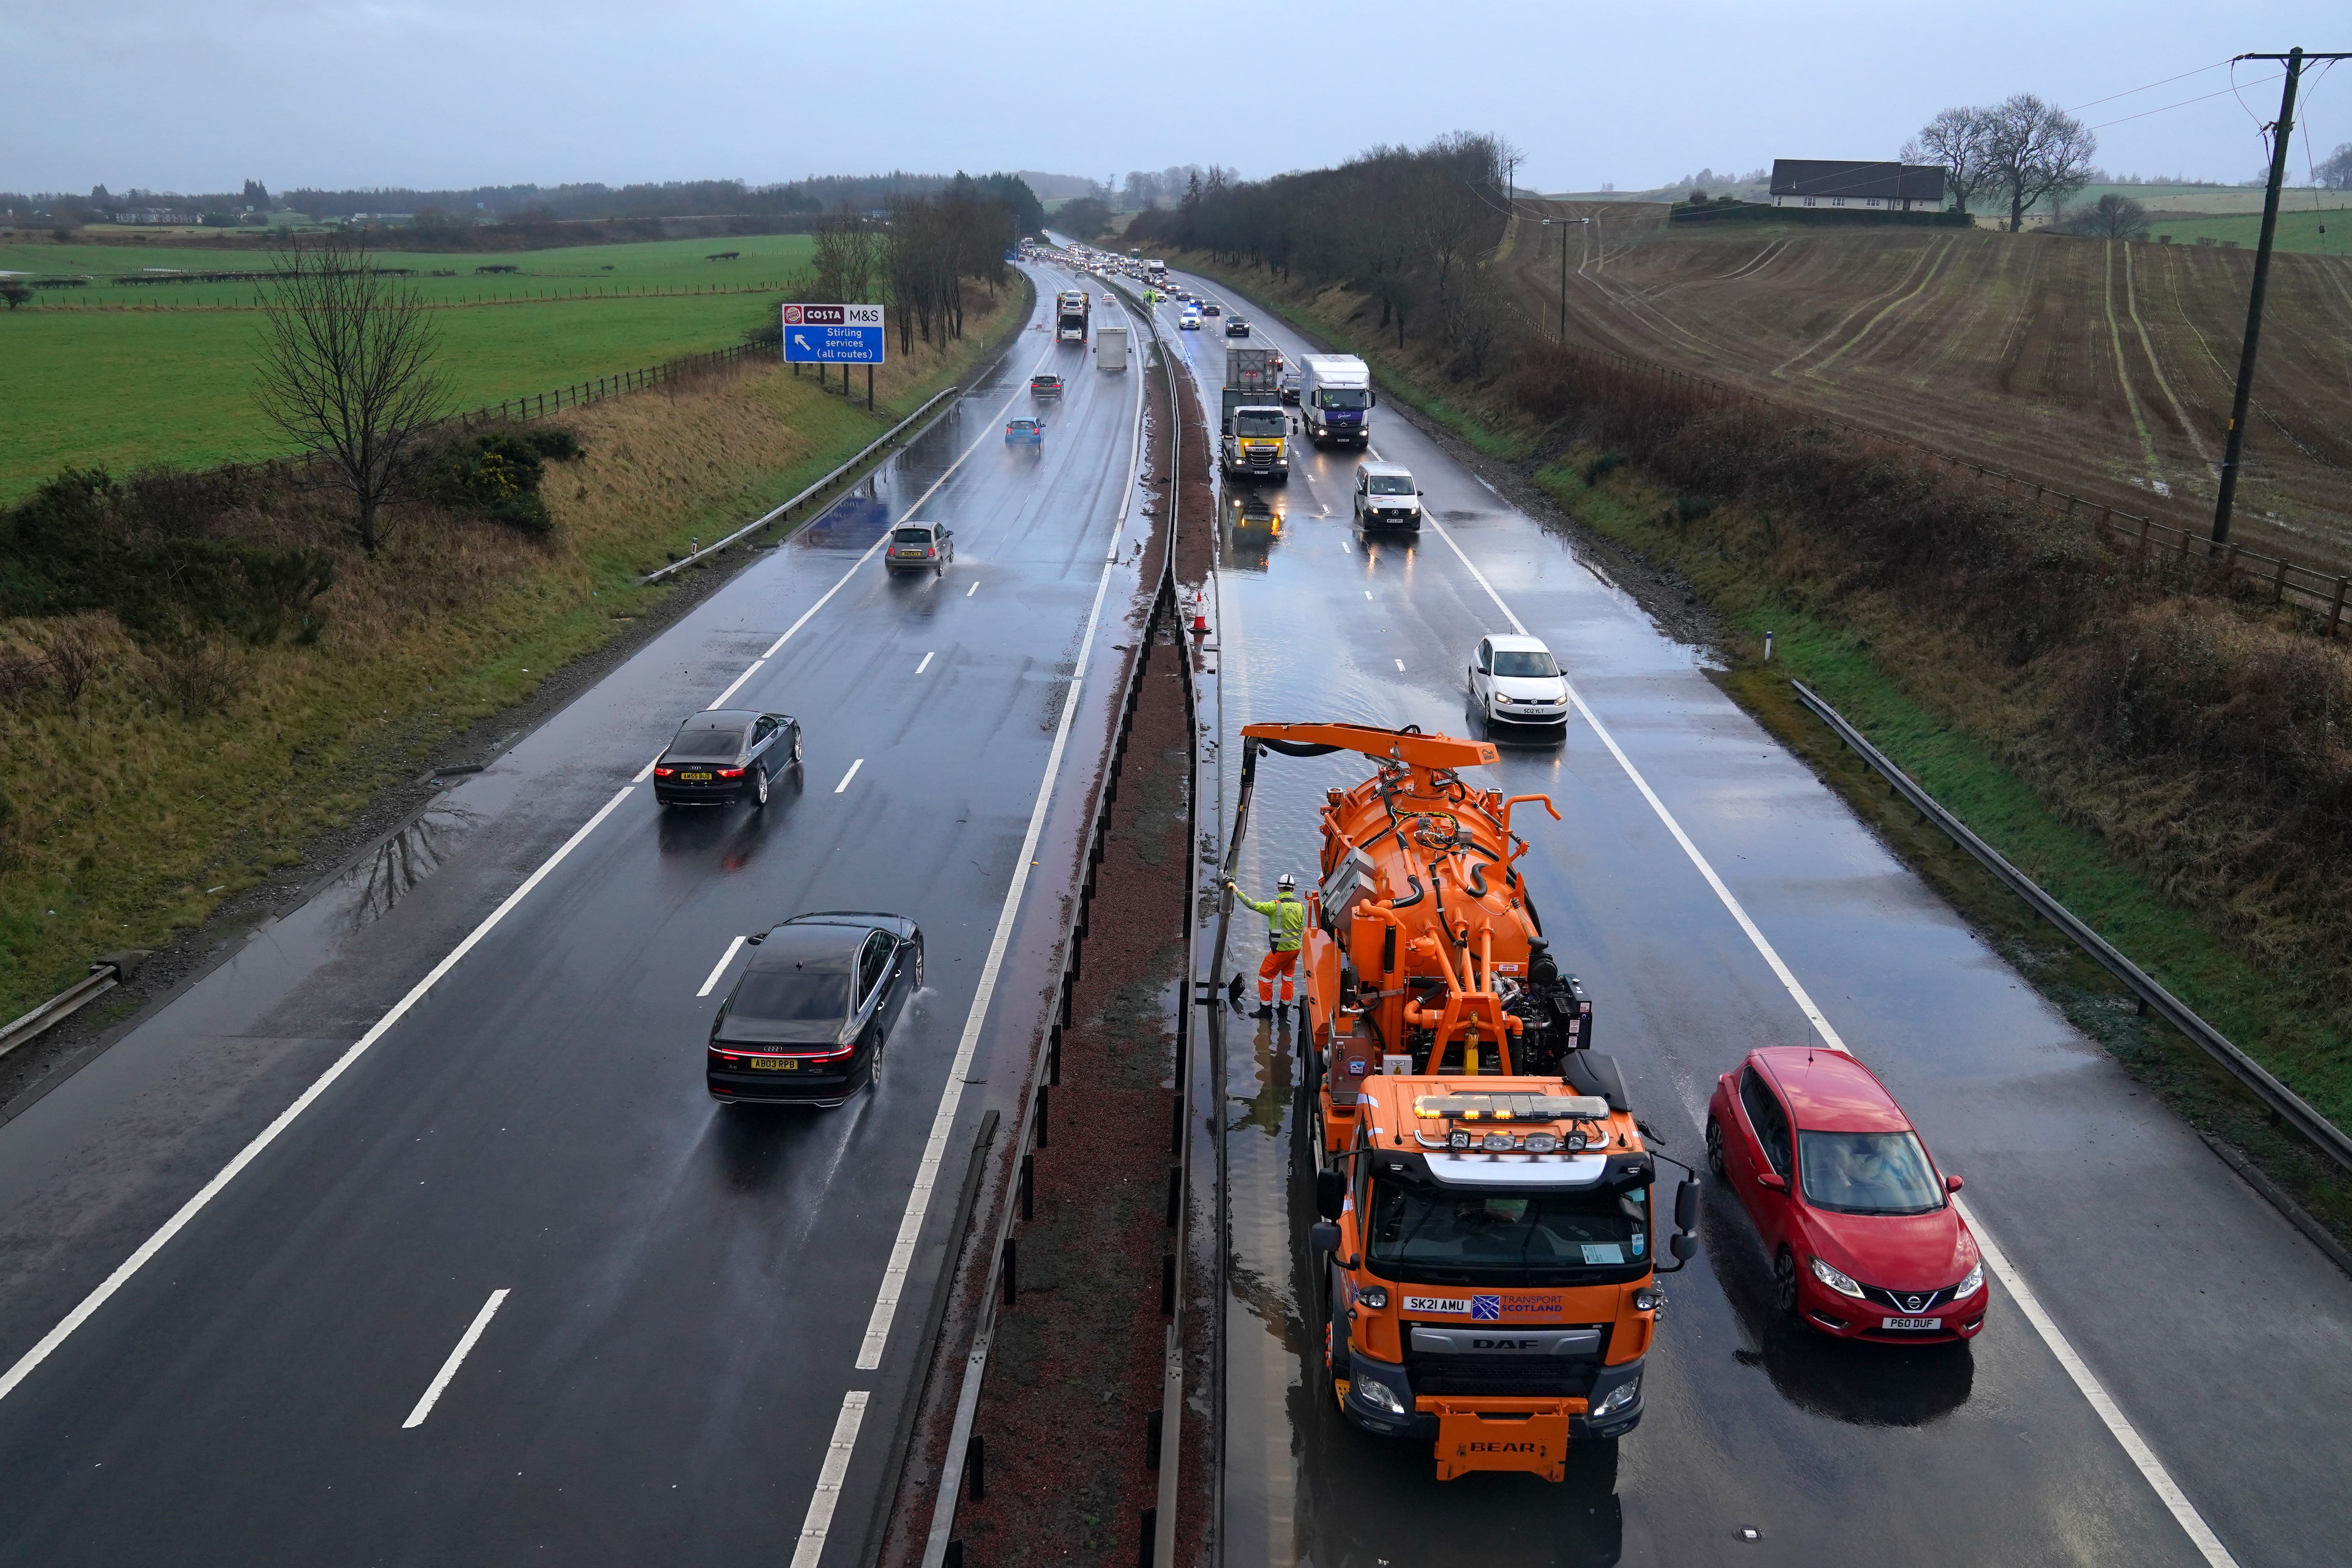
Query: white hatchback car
xmin=1468 ymin=634 xmax=1570 ymax=731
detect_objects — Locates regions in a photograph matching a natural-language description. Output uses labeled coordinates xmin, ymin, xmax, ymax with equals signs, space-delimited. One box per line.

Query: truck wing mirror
xmin=1671 ymin=1232 xmax=1697 ymax=1263
xmin=1309 ymin=1221 xmax=1341 ymax=1254
xmin=1674 ymin=1178 xmax=1699 ymax=1232
xmin=1315 ymin=1168 xmax=1347 ymax=1221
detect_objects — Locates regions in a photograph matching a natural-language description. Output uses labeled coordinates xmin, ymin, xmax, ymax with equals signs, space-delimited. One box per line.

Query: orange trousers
xmin=1258 ymin=948 xmax=1299 ymax=1004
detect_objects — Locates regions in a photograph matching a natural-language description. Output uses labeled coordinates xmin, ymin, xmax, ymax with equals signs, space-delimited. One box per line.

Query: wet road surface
xmin=0 ymin=267 xmax=1155 ymax=1565
xmin=1140 ymin=265 xmax=2352 ymax=1568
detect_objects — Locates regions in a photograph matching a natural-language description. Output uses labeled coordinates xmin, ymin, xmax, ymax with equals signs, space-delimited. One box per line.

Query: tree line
xmin=1125 ymin=134 xmax=1515 ymax=373
xmin=1904 ymin=95 xmax=2097 ymax=230
xmin=806 ymin=175 xmax=1029 ymax=353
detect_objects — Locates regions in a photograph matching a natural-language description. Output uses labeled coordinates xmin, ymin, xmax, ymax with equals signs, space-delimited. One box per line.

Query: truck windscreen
xmin=1317 ymin=388 xmax=1370 ymax=410
xmin=1234 ymin=410 xmax=1287 ymax=437
xmin=1367 ymin=1179 xmax=1649 ymax=1285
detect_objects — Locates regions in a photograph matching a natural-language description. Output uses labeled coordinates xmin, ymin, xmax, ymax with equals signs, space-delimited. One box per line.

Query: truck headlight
xmin=1589 ymin=1378 xmax=1640 ymax=1420
xmin=1352 ymin=1374 xmax=1409 ymax=1416
xmin=1356 ymin=1286 xmax=1389 ymax=1309
xmin=1955 ymin=1259 xmax=1984 ymax=1298
xmin=1632 ymin=1287 xmax=1665 ymax=1313
xmin=1809 ymin=1257 xmax=1866 ymax=1299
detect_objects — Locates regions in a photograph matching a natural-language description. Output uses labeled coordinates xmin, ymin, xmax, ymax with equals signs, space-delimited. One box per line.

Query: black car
xmin=707 ymin=913 xmax=924 ymax=1107
xmin=1225 ymin=318 xmax=1250 ymax=337
xmin=652 ymin=710 xmax=801 ymax=808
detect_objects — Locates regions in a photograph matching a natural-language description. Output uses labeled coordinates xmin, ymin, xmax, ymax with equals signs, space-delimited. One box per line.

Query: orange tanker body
xmin=1233 ymin=722 xmax=1698 ymax=1482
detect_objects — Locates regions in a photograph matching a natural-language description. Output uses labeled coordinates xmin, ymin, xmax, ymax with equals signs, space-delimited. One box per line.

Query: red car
xmin=1705 ymin=1047 xmax=1987 ymax=1343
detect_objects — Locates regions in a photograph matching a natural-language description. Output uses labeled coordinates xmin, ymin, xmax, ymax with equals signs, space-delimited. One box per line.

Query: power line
xmin=2060 ymin=58 xmax=2236 ymax=116
xmin=2088 ymin=73 xmax=2283 ymax=132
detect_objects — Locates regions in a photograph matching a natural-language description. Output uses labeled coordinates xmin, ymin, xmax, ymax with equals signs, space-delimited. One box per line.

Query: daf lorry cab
xmin=1299 ymin=353 xmax=1374 ymax=448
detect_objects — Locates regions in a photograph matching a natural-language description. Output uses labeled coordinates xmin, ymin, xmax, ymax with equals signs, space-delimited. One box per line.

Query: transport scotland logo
xmin=1471 ymin=1295 xmax=1502 ymax=1320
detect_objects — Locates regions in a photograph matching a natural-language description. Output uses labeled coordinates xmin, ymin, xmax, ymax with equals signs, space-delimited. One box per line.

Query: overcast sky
xmin=12 ymin=0 xmax=2349 ymax=195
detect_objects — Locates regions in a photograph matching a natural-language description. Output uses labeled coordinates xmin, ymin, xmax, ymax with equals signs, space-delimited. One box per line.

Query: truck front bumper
xmin=1341 ymin=1346 xmax=1644 ymax=1447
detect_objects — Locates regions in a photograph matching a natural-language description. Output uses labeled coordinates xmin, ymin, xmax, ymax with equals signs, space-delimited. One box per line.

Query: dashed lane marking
xmin=401 ymin=1289 xmax=510 ymax=1429
xmin=834 ymin=759 xmax=864 ymax=794
xmin=915 ymin=651 xmax=935 ymax=675
xmin=697 ymin=935 xmax=746 ymax=998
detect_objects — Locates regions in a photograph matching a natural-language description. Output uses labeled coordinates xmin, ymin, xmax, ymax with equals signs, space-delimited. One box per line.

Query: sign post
xmin=781 ymin=303 xmax=885 ymax=408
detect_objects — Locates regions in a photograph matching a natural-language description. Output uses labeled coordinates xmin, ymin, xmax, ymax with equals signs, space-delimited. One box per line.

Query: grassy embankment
xmin=0 ymin=235 xmax=814 ymax=498
xmin=0 ymin=271 xmax=1030 ymax=1022
xmin=1165 ymin=250 xmax=2352 ymax=1240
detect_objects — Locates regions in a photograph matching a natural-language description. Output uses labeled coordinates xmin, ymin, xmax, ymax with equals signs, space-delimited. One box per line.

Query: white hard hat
xmin=1277 ymin=873 xmax=1298 ymax=890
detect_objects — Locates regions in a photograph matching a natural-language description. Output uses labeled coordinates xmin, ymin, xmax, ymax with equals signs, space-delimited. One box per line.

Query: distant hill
xmin=1014 ymin=171 xmax=1110 ymax=201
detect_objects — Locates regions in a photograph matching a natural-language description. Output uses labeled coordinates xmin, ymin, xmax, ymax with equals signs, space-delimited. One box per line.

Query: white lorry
xmin=1298 ymin=353 xmax=1375 ymax=448
xmin=1095 ymin=323 xmax=1129 ymax=370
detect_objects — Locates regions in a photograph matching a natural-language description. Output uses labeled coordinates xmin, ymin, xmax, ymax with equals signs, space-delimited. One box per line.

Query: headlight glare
xmin=1589 ymin=1377 xmax=1640 ymax=1419
xmin=1809 ymin=1257 xmax=1866 ymax=1299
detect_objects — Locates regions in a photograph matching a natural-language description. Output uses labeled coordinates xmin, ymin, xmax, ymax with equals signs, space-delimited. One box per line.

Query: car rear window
xmin=666 ymin=727 xmax=745 ymax=762
xmin=1798 ymin=1130 xmax=1945 ymax=1215
xmin=1492 ymin=651 xmax=1560 ymax=678
xmin=730 ymin=969 xmax=849 ymax=1023
xmin=893 ymin=527 xmax=934 ymax=545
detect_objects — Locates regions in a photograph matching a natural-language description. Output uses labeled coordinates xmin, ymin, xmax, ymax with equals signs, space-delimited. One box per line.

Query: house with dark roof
xmin=1769 ymin=160 xmax=1947 ymax=212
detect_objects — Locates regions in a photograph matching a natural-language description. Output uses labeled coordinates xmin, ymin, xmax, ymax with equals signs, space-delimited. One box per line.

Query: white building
xmin=1768 ymin=161 xmax=1948 ymax=212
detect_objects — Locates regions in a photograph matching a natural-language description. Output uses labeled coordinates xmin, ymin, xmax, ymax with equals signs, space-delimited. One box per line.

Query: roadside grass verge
xmin=0 ymin=276 xmax=1029 ymax=1024
xmin=0 ymin=235 xmax=824 ymax=498
xmin=1168 ymin=249 xmax=2352 ymax=1244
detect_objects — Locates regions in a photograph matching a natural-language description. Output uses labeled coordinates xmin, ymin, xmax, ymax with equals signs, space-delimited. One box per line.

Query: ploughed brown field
xmin=1502 ymin=202 xmax=2352 ymax=569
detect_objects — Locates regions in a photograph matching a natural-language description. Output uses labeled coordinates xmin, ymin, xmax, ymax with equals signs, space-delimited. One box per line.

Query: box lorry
xmin=1298 ymin=354 xmax=1374 ymax=448
xmin=1221 ymin=343 xmax=1290 ymax=482
xmin=1095 ymin=323 xmax=1128 ymax=370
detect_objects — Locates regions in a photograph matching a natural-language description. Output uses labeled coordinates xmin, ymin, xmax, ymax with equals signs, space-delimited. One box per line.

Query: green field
xmin=0 ymin=236 xmax=813 ymax=498
xmin=2137 ymin=207 xmax=2352 ymax=255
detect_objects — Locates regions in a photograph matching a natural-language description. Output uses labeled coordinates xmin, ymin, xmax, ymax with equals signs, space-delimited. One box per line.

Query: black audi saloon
xmin=707 ymin=913 xmax=923 ymax=1107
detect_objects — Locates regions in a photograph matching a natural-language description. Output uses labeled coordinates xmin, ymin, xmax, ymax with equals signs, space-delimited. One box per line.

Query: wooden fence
xmin=449 ymin=341 xmax=766 ymax=431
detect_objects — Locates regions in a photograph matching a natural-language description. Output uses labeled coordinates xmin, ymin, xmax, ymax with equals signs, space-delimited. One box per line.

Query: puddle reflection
xmin=348 ymin=804 xmax=482 ymax=930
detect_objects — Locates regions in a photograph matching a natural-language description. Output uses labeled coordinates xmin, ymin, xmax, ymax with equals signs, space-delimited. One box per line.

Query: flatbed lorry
xmin=1224 ymin=722 xmax=1699 ymax=1481
xmin=1056 ymin=290 xmax=1090 ymax=343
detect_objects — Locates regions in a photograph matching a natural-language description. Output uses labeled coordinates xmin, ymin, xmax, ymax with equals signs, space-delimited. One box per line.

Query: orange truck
xmin=1226 ymin=723 xmax=1700 ymax=1482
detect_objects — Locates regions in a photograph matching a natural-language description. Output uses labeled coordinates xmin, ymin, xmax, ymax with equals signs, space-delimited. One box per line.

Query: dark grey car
xmin=652 ymin=710 xmax=801 ymax=808
xmin=706 ymin=913 xmax=924 ymax=1107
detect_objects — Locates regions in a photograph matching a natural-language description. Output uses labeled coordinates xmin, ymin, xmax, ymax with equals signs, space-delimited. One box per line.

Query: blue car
xmin=1006 ymin=417 xmax=1043 ymax=445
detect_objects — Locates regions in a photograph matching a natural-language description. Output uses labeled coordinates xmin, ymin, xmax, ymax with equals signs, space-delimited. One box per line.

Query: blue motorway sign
xmin=781 ymin=302 xmax=886 ymax=364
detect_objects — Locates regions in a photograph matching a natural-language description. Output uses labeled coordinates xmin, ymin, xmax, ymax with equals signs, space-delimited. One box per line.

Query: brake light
xmin=652 ymin=766 xmax=674 ymax=778
xmin=717 ymin=767 xmax=745 ymax=779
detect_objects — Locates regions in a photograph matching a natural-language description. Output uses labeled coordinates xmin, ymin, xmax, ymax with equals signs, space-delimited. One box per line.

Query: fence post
xmin=2272 ymin=556 xmax=2288 ymax=604
xmin=2332 ymin=578 xmax=2347 ymax=638
xmin=2135 ymin=516 xmax=2150 ymax=568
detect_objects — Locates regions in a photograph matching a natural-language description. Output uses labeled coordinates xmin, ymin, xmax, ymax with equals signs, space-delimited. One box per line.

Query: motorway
xmin=1133 ymin=267 xmax=2352 ymax=1567
xmin=0 ymin=266 xmax=1147 ymax=1564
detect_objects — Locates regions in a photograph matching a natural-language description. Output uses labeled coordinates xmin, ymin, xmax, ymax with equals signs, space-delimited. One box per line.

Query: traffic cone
xmin=1190 ymin=590 xmax=1209 ymax=637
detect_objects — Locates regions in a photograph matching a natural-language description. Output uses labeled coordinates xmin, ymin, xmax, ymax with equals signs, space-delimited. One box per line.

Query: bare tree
xmin=2056 ymin=193 xmax=2150 ymax=240
xmin=811 ymin=207 xmax=880 ymax=302
xmin=253 ymin=233 xmax=447 ymax=555
xmin=1903 ymin=106 xmax=2001 ymax=216
xmin=2317 ymin=142 xmax=2352 ymax=191
xmin=1985 ymin=94 xmax=2097 ymax=233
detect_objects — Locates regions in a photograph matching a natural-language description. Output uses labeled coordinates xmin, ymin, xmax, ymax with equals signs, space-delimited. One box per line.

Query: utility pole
xmin=2212 ymin=47 xmax=2350 ymax=545
xmin=1540 ymin=216 xmax=1590 ymax=342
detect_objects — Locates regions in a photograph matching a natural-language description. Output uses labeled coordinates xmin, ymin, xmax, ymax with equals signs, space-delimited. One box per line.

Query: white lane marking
xmin=752 ymin=336 xmax=1062 ymax=666
xmin=1419 ymin=509 xmax=2239 ymax=1567
xmin=1958 ymin=1199 xmax=2238 ymax=1566
xmin=706 ymin=658 xmax=765 ymax=711
xmin=0 ymin=784 xmax=636 ymax=1410
xmin=632 ymin=750 xmax=664 ymax=784
xmin=697 ymin=935 xmax=747 ymax=998
xmin=1394 ymin=659 xmax=1405 ymax=672
xmin=789 ymin=1389 xmax=870 ymax=1568
xmin=965 ymin=581 xmax=980 ymax=597
xmin=915 ymin=651 xmax=935 ymax=675
xmin=834 ymin=758 xmax=864 ymax=794
xmin=856 ymin=498 xmax=1130 ymax=1373
xmin=401 ymin=1289 xmax=510 ymax=1429
xmin=1363 ymin=590 xmax=1373 ymax=600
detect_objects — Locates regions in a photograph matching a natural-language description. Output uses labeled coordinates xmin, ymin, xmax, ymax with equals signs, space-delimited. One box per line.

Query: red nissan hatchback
xmin=1706 ymin=1048 xmax=1987 ymax=1342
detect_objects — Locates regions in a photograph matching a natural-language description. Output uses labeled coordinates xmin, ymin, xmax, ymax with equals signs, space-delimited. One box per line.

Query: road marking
xmin=915 ymin=651 xmax=935 ymax=674
xmin=753 ymin=337 xmax=1063 ymax=667
xmin=1394 ymin=659 xmax=1405 ymax=672
xmin=966 ymin=581 xmax=980 ymax=597
xmin=706 ymin=658 xmax=765 ymax=711
xmin=402 ymin=1289 xmax=510 ymax=1429
xmin=789 ymin=1390 xmax=870 ymax=1568
xmin=856 ymin=435 xmax=1137 ymax=1374
xmin=632 ymin=750 xmax=664 ymax=784
xmin=1363 ymin=590 xmax=1373 ymax=600
xmin=0 ymin=784 xmax=636 ymax=1410
xmin=1419 ymin=509 xmax=2240 ymax=1568
xmin=697 ymin=935 xmax=747 ymax=997
xmin=834 ymin=758 xmax=864 ymax=794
